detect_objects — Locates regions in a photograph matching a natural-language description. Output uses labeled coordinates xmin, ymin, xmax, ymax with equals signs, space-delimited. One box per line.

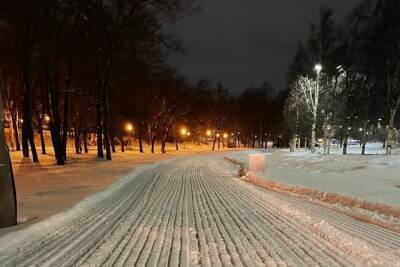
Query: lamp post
xmin=181 ymin=128 xmax=187 ymax=148
xmin=206 ymin=130 xmax=211 ymax=145
xmin=223 ymin=133 xmax=228 ymax=148
xmin=125 ymin=123 xmax=133 ymax=150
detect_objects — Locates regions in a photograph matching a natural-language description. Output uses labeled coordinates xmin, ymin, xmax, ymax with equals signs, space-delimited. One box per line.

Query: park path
xmin=1 ymin=155 xmax=400 ymax=266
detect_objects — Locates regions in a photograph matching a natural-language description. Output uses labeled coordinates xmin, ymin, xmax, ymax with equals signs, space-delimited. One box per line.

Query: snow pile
xmin=228 ymin=144 xmax=400 ymax=207
xmin=226 ymin=144 xmax=400 ymax=230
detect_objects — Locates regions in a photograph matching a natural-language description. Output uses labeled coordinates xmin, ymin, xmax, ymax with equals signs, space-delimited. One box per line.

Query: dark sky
xmin=167 ymin=0 xmax=361 ymax=95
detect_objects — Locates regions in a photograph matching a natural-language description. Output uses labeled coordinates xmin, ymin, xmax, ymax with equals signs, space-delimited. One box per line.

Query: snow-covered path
xmin=1 ymin=156 xmax=400 ymax=266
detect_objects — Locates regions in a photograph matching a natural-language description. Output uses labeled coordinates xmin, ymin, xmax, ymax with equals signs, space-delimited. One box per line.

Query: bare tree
xmin=295 ymin=72 xmax=323 ymax=152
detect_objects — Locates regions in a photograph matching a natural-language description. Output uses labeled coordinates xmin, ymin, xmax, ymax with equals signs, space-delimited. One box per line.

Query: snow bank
xmin=225 ymin=144 xmax=400 ymax=231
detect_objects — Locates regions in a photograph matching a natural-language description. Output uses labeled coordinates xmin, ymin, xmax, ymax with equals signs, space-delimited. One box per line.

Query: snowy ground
xmin=3 ymin=142 xmax=231 ymax=236
xmin=228 ymin=143 xmax=400 ymax=207
xmin=0 ymin=155 xmax=399 ymax=266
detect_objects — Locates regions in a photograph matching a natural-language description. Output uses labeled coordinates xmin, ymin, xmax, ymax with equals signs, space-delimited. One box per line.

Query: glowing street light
xmin=206 ymin=130 xmax=212 ymax=137
xmin=44 ymin=114 xmax=50 ymax=123
xmin=180 ymin=128 xmax=187 ymax=136
xmin=314 ymin=63 xmax=323 ymax=74
xmin=125 ymin=123 xmax=133 ymax=132
xmin=187 ymin=131 xmax=191 ymax=137
xmin=223 ymin=133 xmax=228 ymax=139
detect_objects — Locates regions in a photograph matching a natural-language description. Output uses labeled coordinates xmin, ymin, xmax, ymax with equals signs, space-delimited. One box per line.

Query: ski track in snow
xmin=1 ymin=156 xmax=400 ymax=266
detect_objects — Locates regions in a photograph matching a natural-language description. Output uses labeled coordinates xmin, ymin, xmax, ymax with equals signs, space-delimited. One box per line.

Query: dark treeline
xmin=284 ymin=0 xmax=400 ymax=155
xmin=0 ymin=0 xmax=286 ymax=166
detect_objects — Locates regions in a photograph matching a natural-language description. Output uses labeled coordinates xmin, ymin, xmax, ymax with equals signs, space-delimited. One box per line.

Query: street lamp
xmin=223 ymin=133 xmax=228 ymax=148
xmin=44 ymin=115 xmax=50 ymax=123
xmin=180 ymin=128 xmax=187 ymax=136
xmin=180 ymin=128 xmax=188 ymax=148
xmin=206 ymin=130 xmax=212 ymax=145
xmin=314 ymin=63 xmax=322 ymax=74
xmin=125 ymin=122 xmax=133 ymax=149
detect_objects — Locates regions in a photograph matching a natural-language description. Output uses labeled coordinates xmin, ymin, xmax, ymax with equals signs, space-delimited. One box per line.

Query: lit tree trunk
xmin=310 ymin=111 xmax=317 ymax=153
xmin=3 ymin=79 xmax=21 ymax=152
xmin=11 ymin=110 xmax=20 ymax=151
xmin=150 ymin=132 xmax=155 ymax=153
xmin=37 ymin=116 xmax=46 ymax=155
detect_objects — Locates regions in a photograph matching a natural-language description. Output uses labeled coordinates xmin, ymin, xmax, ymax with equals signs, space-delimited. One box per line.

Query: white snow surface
xmin=229 ymin=143 xmax=400 ymax=207
xmin=0 ymin=155 xmax=400 ymax=266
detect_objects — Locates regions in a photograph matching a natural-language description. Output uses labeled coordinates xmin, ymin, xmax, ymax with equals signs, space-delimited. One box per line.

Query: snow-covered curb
xmin=224 ymin=156 xmax=400 ymax=233
xmin=245 ymin=172 xmax=400 ymax=233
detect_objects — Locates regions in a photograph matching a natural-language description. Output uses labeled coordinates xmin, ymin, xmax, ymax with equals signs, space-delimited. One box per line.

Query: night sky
xmin=168 ymin=0 xmax=361 ymax=95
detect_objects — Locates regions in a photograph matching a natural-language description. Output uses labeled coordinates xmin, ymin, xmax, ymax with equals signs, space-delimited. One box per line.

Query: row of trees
xmin=0 ymin=0 xmax=289 ymax=169
xmin=0 ymin=0 xmax=198 ymax=165
xmin=285 ymin=0 xmax=400 ymax=155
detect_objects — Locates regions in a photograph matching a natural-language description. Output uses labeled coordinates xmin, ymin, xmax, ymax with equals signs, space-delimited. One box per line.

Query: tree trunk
xmin=150 ymin=133 xmax=155 ymax=153
xmin=19 ymin=28 xmax=39 ymax=162
xmin=290 ymin=135 xmax=295 ymax=152
xmin=74 ymin=130 xmax=81 ymax=154
xmin=120 ymin=135 xmax=124 ymax=152
xmin=342 ymin=134 xmax=348 ymax=155
xmin=11 ymin=111 xmax=20 ymax=151
xmin=310 ymin=112 xmax=317 ymax=153
xmin=212 ymin=136 xmax=216 ymax=151
xmin=38 ymin=118 xmax=46 ymax=155
xmin=95 ymin=68 xmax=104 ymax=158
xmin=386 ymin=108 xmax=398 ymax=155
xmin=138 ymin=124 xmax=144 ymax=153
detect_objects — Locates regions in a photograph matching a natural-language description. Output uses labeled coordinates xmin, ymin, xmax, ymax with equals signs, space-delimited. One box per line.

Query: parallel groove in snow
xmin=1 ymin=156 xmax=400 ymax=266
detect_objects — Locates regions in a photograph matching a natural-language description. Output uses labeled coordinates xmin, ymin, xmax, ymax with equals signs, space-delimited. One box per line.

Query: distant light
xmin=314 ymin=63 xmax=323 ymax=73
xmin=44 ymin=115 xmax=50 ymax=122
xmin=348 ymin=127 xmax=351 ymax=130
xmin=359 ymin=128 xmax=363 ymax=132
xmin=223 ymin=133 xmax=228 ymax=139
xmin=181 ymin=128 xmax=187 ymax=136
xmin=216 ymin=133 xmax=220 ymax=138
xmin=125 ymin=123 xmax=133 ymax=132
xmin=19 ymin=119 xmax=24 ymax=123
xmin=206 ymin=130 xmax=212 ymax=136
xmin=187 ymin=131 xmax=191 ymax=136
